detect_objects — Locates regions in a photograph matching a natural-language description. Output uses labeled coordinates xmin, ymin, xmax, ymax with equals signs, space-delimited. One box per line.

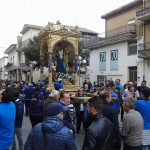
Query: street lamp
xmin=78 ymin=56 xmax=87 ymax=85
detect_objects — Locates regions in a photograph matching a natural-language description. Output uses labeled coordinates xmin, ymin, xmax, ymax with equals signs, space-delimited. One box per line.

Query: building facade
xmin=4 ymin=44 xmax=18 ymax=81
xmin=85 ymin=0 xmax=150 ymax=86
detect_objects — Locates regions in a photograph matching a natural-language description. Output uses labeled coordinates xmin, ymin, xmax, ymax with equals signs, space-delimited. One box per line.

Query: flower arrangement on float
xmin=54 ymin=72 xmax=75 ymax=84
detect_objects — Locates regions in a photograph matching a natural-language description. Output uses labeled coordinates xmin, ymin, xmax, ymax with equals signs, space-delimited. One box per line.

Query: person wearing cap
xmin=54 ymin=78 xmax=64 ymax=91
xmin=24 ymin=102 xmax=77 ymax=150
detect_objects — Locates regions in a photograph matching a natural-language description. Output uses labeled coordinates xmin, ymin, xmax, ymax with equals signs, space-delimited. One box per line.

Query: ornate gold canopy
xmin=39 ymin=21 xmax=80 ymax=90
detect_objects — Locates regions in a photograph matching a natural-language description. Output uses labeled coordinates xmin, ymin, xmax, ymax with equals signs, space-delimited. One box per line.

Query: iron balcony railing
xmin=138 ymin=42 xmax=150 ymax=51
xmin=84 ymin=24 xmax=136 ymax=49
xmin=106 ymin=24 xmax=136 ymax=38
xmin=136 ymin=1 xmax=150 ymax=18
xmin=20 ymin=63 xmax=26 ymax=67
xmin=4 ymin=63 xmax=18 ymax=72
xmin=19 ymin=63 xmax=31 ymax=72
xmin=138 ymin=42 xmax=150 ymax=58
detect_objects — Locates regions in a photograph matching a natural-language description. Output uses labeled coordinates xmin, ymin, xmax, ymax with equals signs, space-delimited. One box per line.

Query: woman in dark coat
xmin=29 ymin=91 xmax=43 ymax=128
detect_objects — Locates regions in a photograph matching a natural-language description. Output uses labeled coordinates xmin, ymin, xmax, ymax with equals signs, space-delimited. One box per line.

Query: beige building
xmin=85 ymin=0 xmax=150 ymax=86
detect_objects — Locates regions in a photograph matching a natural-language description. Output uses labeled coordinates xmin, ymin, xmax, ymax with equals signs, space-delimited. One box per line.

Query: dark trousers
xmin=29 ymin=115 xmax=43 ymax=128
xmin=120 ymin=100 xmax=124 ymax=121
xmin=121 ymin=105 xmax=124 ymax=121
xmin=25 ymin=100 xmax=30 ymax=116
xmin=76 ymin=111 xmax=87 ymax=132
xmin=123 ymin=144 xmax=143 ymax=150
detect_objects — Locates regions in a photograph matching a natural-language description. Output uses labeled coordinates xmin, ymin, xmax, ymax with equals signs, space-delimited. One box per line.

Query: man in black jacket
xmin=99 ymin=91 xmax=121 ymax=150
xmin=82 ymin=96 xmax=114 ymax=150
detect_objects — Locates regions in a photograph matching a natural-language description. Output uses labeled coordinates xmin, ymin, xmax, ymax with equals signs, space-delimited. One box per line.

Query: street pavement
xmin=21 ymin=116 xmax=84 ymax=150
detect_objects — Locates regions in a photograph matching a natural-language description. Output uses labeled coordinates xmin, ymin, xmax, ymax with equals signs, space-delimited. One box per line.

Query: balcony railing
xmin=20 ymin=63 xmax=27 ymax=67
xmin=106 ymin=24 xmax=136 ymax=38
xmin=4 ymin=64 xmax=17 ymax=72
xmin=138 ymin=42 xmax=150 ymax=50
xmin=84 ymin=24 xmax=136 ymax=49
xmin=19 ymin=63 xmax=31 ymax=72
xmin=138 ymin=42 xmax=150 ymax=58
xmin=136 ymin=1 xmax=150 ymax=20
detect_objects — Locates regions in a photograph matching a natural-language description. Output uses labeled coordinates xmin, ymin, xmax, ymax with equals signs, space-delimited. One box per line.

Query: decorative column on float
xmin=47 ymin=35 xmax=53 ymax=85
xmin=48 ymin=52 xmax=52 ymax=85
xmin=73 ymin=40 xmax=79 ymax=85
xmin=40 ymin=55 xmax=44 ymax=80
xmin=73 ymin=25 xmax=80 ymax=85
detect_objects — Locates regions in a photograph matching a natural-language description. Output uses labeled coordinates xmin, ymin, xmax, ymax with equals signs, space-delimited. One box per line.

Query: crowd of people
xmin=0 ymin=78 xmax=150 ymax=150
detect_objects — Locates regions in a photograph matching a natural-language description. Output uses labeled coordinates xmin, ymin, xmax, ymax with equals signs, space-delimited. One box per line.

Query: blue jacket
xmin=30 ymin=99 xmax=43 ymax=118
xmin=135 ymin=100 xmax=150 ymax=130
xmin=54 ymin=82 xmax=63 ymax=91
xmin=0 ymin=102 xmax=16 ymax=149
xmin=14 ymin=99 xmax=24 ymax=128
xmin=24 ymin=117 xmax=77 ymax=150
xmin=24 ymin=86 xmax=35 ymax=100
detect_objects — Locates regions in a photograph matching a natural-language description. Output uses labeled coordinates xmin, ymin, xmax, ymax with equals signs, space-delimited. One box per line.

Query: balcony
xmin=138 ymin=42 xmax=150 ymax=58
xmin=84 ymin=24 xmax=136 ymax=49
xmin=4 ymin=63 xmax=17 ymax=72
xmin=136 ymin=1 xmax=150 ymax=21
xmin=106 ymin=24 xmax=136 ymax=38
xmin=19 ymin=63 xmax=31 ymax=72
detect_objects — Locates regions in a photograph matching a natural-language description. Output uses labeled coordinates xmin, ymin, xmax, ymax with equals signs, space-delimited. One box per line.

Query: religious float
xmin=39 ymin=21 xmax=81 ymax=92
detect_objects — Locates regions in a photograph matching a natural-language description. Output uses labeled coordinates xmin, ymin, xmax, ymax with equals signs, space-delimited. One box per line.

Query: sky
xmin=0 ymin=0 xmax=133 ymax=57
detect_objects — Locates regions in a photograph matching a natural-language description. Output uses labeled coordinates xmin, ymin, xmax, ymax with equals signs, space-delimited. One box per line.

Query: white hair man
xmin=121 ymin=98 xmax=143 ymax=150
xmin=43 ymin=90 xmax=60 ymax=118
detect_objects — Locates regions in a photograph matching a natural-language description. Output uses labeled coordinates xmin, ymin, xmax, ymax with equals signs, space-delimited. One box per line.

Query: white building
xmin=1 ymin=22 xmax=98 ymax=83
xmin=0 ymin=56 xmax=8 ymax=80
xmin=85 ymin=0 xmax=150 ymax=87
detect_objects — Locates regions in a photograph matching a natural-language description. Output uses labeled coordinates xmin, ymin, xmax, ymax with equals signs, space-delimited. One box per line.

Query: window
xmin=129 ymin=67 xmax=137 ymax=82
xmin=97 ymin=75 xmax=107 ymax=83
xmin=110 ymin=50 xmax=118 ymax=71
xmin=128 ymin=42 xmax=137 ymax=55
xmin=99 ymin=52 xmax=106 ymax=71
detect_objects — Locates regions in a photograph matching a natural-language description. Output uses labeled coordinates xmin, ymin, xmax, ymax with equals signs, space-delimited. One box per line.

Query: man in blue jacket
xmin=24 ymin=83 xmax=35 ymax=116
xmin=135 ymin=87 xmax=150 ymax=150
xmin=12 ymin=89 xmax=24 ymax=150
xmin=24 ymin=102 xmax=76 ymax=150
xmin=0 ymin=87 xmax=16 ymax=150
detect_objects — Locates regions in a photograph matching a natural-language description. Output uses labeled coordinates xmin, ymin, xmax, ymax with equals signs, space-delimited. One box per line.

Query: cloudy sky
xmin=0 ymin=0 xmax=133 ymax=57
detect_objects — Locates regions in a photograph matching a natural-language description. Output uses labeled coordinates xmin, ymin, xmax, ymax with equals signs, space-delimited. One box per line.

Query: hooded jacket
xmin=24 ymin=116 xmax=76 ymax=150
